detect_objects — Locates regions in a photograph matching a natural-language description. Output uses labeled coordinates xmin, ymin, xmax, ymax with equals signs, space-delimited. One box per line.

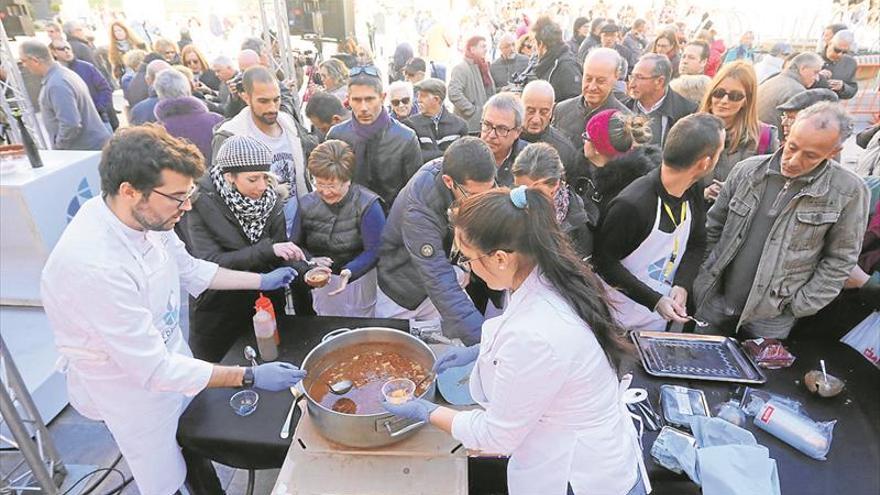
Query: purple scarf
xmin=351 ymin=108 xmax=392 ymax=183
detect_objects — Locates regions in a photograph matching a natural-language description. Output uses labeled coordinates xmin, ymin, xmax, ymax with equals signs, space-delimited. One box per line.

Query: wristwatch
xmin=242 ymin=367 xmax=255 ymax=388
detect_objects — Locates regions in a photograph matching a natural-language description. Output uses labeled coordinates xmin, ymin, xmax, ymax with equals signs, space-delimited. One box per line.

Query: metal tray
xmin=631 ymin=331 xmax=767 ymax=384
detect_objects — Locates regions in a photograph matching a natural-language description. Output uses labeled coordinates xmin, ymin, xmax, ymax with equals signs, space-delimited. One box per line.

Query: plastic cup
xmin=382 ymin=378 xmax=416 ymax=405
xmin=230 ymin=390 xmax=259 ymax=416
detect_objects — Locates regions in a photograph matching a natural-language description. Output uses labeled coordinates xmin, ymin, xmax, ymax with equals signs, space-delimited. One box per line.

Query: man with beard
xmin=490 ymin=33 xmax=530 ymax=91
xmin=40 ymin=125 xmax=305 ymax=495
xmin=213 ymin=66 xmax=309 ymax=232
xmin=519 ymin=80 xmax=583 ymax=181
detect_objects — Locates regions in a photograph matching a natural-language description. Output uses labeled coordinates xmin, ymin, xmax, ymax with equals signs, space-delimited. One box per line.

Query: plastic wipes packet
xmin=651 ymin=426 xmax=697 ymax=475
xmin=742 ymin=338 xmax=796 ymax=369
xmin=748 ymin=398 xmax=836 ymax=461
xmin=660 ymin=385 xmax=710 ymax=430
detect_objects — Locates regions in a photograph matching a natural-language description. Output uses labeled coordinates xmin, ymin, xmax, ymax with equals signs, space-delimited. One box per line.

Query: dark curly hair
xmin=99 ymin=124 xmax=204 ymax=197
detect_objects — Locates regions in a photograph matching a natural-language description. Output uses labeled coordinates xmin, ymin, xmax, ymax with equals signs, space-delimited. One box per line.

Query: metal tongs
xmin=624 ymin=388 xmax=662 ymax=432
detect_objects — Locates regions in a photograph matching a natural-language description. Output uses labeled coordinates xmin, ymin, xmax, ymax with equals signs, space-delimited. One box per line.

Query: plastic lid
xmin=255 ymin=293 xmax=276 ymax=318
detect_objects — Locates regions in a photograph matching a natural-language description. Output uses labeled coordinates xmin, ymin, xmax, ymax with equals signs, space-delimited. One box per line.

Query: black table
xmin=178 ymin=316 xmax=880 ymax=495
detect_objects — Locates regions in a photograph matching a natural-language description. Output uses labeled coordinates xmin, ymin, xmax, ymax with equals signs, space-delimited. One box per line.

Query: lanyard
xmin=661 ymin=202 xmax=687 ymax=281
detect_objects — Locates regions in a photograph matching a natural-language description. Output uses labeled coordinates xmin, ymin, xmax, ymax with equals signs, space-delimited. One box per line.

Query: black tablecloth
xmin=178 ymin=316 xmax=880 ymax=494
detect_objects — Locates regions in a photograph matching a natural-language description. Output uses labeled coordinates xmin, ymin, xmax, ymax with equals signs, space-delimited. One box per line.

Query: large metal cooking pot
xmin=300 ymin=327 xmax=436 ymax=448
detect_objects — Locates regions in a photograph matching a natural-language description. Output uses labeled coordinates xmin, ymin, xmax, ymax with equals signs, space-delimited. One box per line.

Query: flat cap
xmin=215 ymin=135 xmax=274 ymax=173
xmin=777 ymin=88 xmax=839 ymax=112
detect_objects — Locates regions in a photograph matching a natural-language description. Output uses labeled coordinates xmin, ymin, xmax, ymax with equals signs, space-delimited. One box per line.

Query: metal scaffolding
xmin=0 ymin=333 xmax=66 ymax=494
xmin=258 ymin=0 xmax=297 ymax=83
xmin=1 ymin=21 xmax=47 ymax=149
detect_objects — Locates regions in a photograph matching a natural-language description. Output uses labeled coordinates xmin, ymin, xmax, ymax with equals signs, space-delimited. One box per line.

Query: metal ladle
xmin=244 ymin=346 xmax=259 ymax=367
xmin=327 ymin=379 xmax=353 ymax=395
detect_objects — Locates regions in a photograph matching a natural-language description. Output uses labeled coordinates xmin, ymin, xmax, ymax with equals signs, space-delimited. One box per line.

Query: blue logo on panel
xmin=647 ymin=257 xmax=667 ymax=283
xmin=66 ymin=178 xmax=94 ymax=223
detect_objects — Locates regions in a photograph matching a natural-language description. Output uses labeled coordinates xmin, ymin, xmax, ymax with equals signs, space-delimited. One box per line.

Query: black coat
xmin=185 ymin=176 xmax=310 ymax=361
xmin=403 ymin=108 xmax=470 ymax=163
xmin=521 ymin=125 xmax=586 ymax=184
xmin=624 ymin=89 xmax=697 ymax=146
xmin=197 ymin=69 xmax=222 ymax=91
xmin=574 ymin=145 xmax=661 ymax=221
xmin=534 ymin=44 xmax=582 ymax=102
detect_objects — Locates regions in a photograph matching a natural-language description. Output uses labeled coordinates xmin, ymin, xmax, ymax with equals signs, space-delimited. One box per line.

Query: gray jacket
xmin=448 ymin=59 xmax=495 ymax=133
xmin=378 ymin=159 xmax=483 ymax=345
xmin=757 ymin=69 xmax=806 ymax=134
xmin=694 ymin=153 xmax=869 ymax=331
xmin=39 ymin=63 xmax=110 ymax=150
xmin=489 ymin=54 xmax=529 ymax=90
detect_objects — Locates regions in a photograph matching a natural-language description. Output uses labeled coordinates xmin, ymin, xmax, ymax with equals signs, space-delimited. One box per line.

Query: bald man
xmin=237 ymin=49 xmax=261 ymax=71
xmin=552 ymin=48 xmax=630 ymax=151
xmin=520 ymin=80 xmax=585 ymax=181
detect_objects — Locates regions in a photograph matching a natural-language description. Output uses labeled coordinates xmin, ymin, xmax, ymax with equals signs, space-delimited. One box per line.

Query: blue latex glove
xmin=382 ymin=398 xmax=439 ymax=422
xmin=260 ymin=267 xmax=297 ymax=291
xmin=253 ymin=362 xmax=307 ymax=392
xmin=433 ymin=345 xmax=480 ymax=374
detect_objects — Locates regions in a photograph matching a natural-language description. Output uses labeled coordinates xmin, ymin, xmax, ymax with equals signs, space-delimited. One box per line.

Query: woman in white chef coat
xmin=384 ymin=186 xmax=650 ymax=495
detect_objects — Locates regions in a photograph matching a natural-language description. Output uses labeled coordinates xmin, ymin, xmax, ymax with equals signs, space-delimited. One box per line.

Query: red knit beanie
xmin=585 ymin=109 xmax=633 ymax=159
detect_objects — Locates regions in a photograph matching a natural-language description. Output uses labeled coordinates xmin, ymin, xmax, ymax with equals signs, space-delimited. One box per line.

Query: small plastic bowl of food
xmin=229 ymin=390 xmax=259 ymax=416
xmin=382 ymin=378 xmax=416 ymax=405
xmin=305 ymin=268 xmax=331 ymax=288
xmin=804 ymin=371 xmax=845 ymax=398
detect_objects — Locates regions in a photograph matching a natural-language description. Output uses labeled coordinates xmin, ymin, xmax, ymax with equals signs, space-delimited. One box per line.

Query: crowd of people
xmin=17 ymin=5 xmax=880 ymax=495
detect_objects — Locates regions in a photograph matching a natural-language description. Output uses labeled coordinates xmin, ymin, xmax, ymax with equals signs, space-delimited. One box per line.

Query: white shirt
xmin=41 ymin=197 xmax=217 ymax=495
xmin=451 ymin=268 xmax=642 ymax=495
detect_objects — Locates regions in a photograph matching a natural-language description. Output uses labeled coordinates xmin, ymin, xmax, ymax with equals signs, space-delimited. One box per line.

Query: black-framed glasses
xmin=391 ymin=97 xmax=411 ymax=107
xmin=710 ymin=88 xmax=746 ymax=102
xmin=832 ymin=47 xmax=849 ymax=55
xmin=150 ymin=185 xmax=199 ymax=209
xmin=480 ymin=121 xmax=517 ymax=137
xmin=349 ymin=65 xmax=380 ymax=78
xmin=51 ymin=45 xmax=72 ymax=52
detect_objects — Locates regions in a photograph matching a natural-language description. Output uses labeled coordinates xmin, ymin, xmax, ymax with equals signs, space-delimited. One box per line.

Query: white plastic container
xmin=253 ymin=308 xmax=278 ymax=361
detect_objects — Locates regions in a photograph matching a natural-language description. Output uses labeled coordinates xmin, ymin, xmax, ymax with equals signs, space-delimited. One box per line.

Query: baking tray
xmin=631 ymin=331 xmax=767 ymax=384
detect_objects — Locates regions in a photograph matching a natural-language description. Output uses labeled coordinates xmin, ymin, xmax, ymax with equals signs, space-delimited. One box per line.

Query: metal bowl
xmin=300 ymin=327 xmax=436 ymax=448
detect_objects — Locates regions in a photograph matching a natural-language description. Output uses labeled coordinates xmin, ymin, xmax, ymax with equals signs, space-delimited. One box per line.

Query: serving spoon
xmin=327 ymin=379 xmax=354 ymax=395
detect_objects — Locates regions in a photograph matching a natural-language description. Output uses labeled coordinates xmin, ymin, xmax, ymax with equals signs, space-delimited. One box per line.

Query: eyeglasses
xmin=310 ymin=179 xmax=347 ymax=192
xmin=710 ymin=88 xmax=746 ymax=102
xmin=628 ymin=74 xmax=660 ymax=82
xmin=349 ymin=65 xmax=380 ymax=78
xmin=185 ymin=58 xmax=201 ymax=67
xmin=390 ymin=97 xmax=411 ymax=107
xmin=480 ymin=121 xmax=517 ymax=137
xmin=150 ymin=185 xmax=199 ymax=209
xmin=832 ymin=47 xmax=849 ymax=55
xmin=51 ymin=45 xmax=71 ymax=52
xmin=581 ymin=131 xmax=592 ymax=143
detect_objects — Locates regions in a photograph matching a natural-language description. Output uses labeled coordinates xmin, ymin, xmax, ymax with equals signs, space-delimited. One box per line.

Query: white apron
xmin=57 ymin=224 xmax=197 ymax=495
xmin=311 ymin=268 xmax=377 ymax=317
xmin=606 ymin=197 xmax=692 ymax=331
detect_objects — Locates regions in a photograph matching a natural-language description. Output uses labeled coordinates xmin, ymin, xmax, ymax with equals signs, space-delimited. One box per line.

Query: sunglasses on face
xmin=349 ymin=65 xmax=380 ymax=78
xmin=832 ymin=47 xmax=849 ymax=55
xmin=185 ymin=59 xmax=201 ymax=66
xmin=391 ymin=97 xmax=411 ymax=107
xmin=711 ymin=88 xmax=746 ymax=102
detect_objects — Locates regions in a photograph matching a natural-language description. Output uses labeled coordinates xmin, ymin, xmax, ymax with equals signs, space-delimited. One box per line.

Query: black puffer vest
xmin=298 ymin=184 xmax=380 ymax=269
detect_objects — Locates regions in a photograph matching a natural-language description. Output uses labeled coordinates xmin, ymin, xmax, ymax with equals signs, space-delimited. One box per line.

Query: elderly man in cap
xmin=403 ymin=78 xmax=469 ymax=163
xmin=776 ymin=88 xmax=839 ymax=143
xmin=519 ymin=80 xmax=583 ymax=181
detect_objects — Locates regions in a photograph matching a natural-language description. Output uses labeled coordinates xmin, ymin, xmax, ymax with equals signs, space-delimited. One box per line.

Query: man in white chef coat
xmin=41 ymin=125 xmax=306 ymax=495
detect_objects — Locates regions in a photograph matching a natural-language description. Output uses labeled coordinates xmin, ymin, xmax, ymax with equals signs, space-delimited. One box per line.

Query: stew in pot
xmin=308 ymin=343 xmax=431 ymax=415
